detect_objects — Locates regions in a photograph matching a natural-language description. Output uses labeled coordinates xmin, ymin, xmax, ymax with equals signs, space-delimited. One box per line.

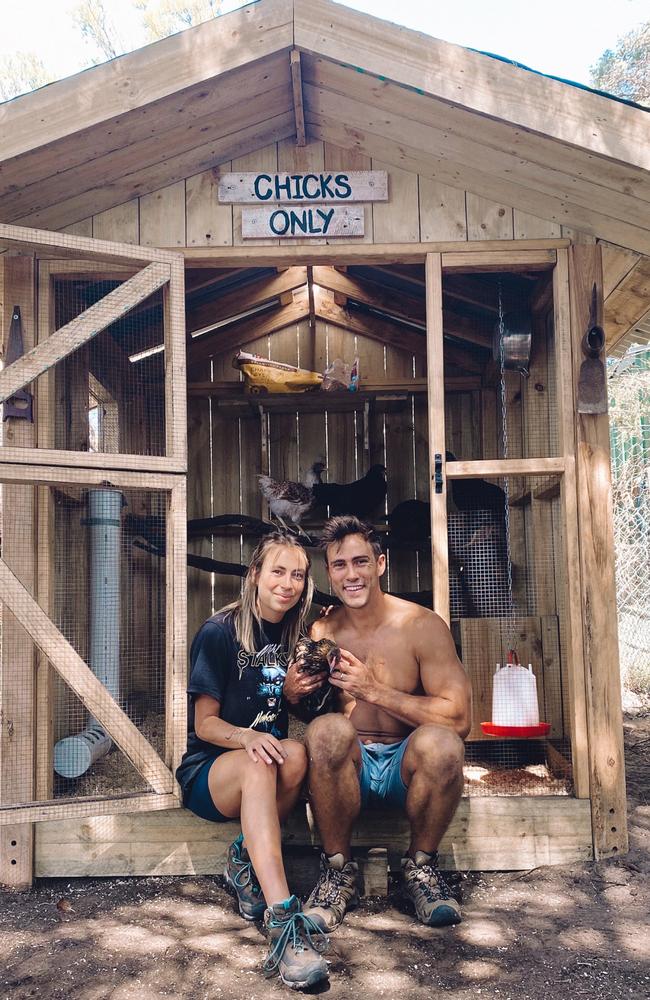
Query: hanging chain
xmin=498 ymin=282 xmax=516 ymax=651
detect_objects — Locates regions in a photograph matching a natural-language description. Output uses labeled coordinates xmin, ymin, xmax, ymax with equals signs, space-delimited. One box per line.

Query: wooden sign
xmin=219 ymin=170 xmax=388 ymax=204
xmin=241 ymin=205 xmax=364 ymax=239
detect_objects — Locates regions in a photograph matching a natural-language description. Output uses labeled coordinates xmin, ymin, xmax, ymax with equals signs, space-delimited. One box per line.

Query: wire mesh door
xmin=0 ymin=225 xmax=187 ymax=854
xmin=425 ymin=249 xmax=583 ymax=800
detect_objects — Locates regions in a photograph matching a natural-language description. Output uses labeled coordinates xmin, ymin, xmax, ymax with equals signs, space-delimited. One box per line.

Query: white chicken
xmin=258 ymin=461 xmax=326 ymax=535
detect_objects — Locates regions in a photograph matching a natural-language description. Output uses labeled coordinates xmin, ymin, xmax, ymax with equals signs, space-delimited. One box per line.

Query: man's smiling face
xmin=326 ymin=533 xmax=386 ymax=609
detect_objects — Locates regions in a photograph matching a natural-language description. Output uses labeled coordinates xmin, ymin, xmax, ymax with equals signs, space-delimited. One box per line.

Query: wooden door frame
xmin=0 ymin=225 xmax=187 ymax=850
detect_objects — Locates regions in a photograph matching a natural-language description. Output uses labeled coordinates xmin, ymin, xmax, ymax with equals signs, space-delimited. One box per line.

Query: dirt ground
xmin=1 ymin=716 xmax=649 ymax=1000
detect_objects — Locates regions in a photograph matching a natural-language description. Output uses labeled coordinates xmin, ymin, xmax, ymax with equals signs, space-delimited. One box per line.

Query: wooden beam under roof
xmin=304 ymin=54 xmax=650 ymax=215
xmin=188 ymin=286 xmax=310 ymax=369
xmin=13 ymin=112 xmax=297 ymax=232
xmin=180 ymin=239 xmax=566 ymax=268
xmin=313 ymin=265 xmax=424 ymax=323
xmin=290 ymin=50 xmax=307 ymax=146
xmin=0 ymin=0 xmax=293 ymax=165
xmin=296 ymin=0 xmax=650 ymax=173
xmin=605 ymin=256 xmax=650 ymax=353
xmin=314 ymin=265 xmax=492 ymax=347
xmin=0 ymin=53 xmax=290 ymax=200
xmin=313 ymin=285 xmax=485 ymax=372
xmin=185 ymin=268 xmax=252 ymax=296
xmin=187 ymin=267 xmax=307 ymax=333
xmin=2 ymin=82 xmax=293 ymax=224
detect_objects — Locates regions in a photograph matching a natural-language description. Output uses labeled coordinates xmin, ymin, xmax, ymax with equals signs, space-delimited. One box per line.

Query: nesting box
xmin=1 ymin=0 xmax=648 ymax=888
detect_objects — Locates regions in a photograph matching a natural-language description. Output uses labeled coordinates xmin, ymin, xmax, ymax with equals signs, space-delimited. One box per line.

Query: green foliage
xmin=0 ymin=51 xmax=53 ymax=101
xmin=590 ymin=20 xmax=649 ymax=105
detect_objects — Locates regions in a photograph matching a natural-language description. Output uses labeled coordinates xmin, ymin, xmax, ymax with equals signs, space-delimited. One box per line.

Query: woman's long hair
xmin=222 ymin=532 xmax=313 ymax=654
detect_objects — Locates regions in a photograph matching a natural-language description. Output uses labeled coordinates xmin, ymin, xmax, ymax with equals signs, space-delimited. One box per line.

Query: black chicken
xmin=312 ymin=464 xmax=387 ymax=518
xmin=446 ymin=451 xmax=506 ymax=512
xmin=293 ymin=637 xmax=340 ymax=718
xmin=294 ymin=637 xmax=341 ymax=675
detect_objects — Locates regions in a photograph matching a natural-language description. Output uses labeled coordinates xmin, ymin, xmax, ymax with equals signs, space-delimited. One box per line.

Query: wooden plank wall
xmin=55 ymin=139 xmax=572 ymax=697
xmin=59 ymin=139 xmax=565 ymax=248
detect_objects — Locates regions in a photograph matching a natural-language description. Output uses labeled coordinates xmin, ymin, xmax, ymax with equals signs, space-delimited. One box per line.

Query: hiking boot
xmin=303 ymin=852 xmax=361 ymax=931
xmin=223 ymin=833 xmax=266 ymax=921
xmin=401 ymin=851 xmax=462 ymax=927
xmin=263 ymin=895 xmax=329 ymax=989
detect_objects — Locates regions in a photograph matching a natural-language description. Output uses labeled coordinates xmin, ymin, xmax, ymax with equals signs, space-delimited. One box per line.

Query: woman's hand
xmin=282 ymin=659 xmax=328 ymax=705
xmin=238 ymin=728 xmax=289 ymax=765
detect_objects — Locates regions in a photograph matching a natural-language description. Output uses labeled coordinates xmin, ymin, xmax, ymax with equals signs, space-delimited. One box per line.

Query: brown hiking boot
xmin=263 ymin=895 xmax=329 ymax=989
xmin=401 ymin=851 xmax=462 ymax=927
xmin=303 ymin=853 xmax=361 ymax=931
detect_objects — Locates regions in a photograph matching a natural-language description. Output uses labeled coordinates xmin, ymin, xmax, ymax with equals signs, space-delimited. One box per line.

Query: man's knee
xmin=305 ymin=714 xmax=357 ymax=768
xmin=406 ymin=725 xmax=464 ymax=785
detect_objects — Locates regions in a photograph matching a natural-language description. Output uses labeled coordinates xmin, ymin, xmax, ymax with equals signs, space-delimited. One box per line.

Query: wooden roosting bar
xmin=1 ymin=0 xmax=648 ymax=889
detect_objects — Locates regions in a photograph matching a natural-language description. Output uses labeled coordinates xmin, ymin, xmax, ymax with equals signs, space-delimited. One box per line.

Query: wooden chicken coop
xmin=1 ymin=0 xmax=649 ymax=889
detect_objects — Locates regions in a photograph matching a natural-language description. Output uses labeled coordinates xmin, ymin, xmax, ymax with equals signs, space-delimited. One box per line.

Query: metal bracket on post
xmin=3 ymin=306 xmax=34 ymax=423
xmin=434 ymin=453 xmax=444 ymax=494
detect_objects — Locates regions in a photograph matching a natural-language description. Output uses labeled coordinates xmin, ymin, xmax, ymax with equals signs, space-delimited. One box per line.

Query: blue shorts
xmin=185 ymin=757 xmax=231 ymax=823
xmin=359 ymin=738 xmax=409 ymax=809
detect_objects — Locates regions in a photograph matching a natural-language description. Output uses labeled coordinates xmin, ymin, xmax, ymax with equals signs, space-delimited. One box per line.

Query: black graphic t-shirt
xmin=175 ymin=611 xmax=290 ymax=800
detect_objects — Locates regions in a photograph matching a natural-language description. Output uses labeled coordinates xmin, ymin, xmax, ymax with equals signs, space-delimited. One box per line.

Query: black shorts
xmin=184 ymin=756 xmax=232 ymax=823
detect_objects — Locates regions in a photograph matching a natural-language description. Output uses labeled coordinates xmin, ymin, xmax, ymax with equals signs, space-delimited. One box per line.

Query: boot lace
xmin=311 ymin=864 xmax=352 ymax=907
xmin=232 ymin=853 xmax=262 ymax=897
xmin=407 ymin=862 xmax=452 ymax=902
xmin=263 ymin=912 xmax=328 ymax=976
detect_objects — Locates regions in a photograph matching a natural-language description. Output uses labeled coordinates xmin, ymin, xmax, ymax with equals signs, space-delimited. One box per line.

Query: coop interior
xmin=1 ymin=259 xmax=574 ymax=805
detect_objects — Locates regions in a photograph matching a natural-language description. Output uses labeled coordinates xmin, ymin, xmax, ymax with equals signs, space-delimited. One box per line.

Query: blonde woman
xmin=176 ymin=532 xmax=329 ymax=989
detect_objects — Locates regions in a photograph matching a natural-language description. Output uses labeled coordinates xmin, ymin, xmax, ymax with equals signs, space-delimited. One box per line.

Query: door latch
xmin=434 ymin=453 xmax=444 ymax=494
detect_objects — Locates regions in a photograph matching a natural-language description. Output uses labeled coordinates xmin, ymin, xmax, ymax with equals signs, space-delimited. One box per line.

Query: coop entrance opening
xmin=184 ymin=256 xmax=574 ymax=800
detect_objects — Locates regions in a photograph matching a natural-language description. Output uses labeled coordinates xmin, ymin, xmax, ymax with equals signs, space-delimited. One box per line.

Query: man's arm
xmin=329 ymin=614 xmax=472 ymax=738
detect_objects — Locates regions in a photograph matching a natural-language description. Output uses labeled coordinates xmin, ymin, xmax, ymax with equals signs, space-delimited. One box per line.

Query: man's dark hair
xmin=319 ymin=515 xmax=383 ymax=562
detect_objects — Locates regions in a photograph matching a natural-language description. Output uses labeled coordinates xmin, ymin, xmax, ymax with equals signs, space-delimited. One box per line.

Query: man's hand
xmin=328 ymin=648 xmax=377 ymax=702
xmin=283 ymin=659 xmax=328 ymax=705
xmin=238 ymin=729 xmax=288 ymax=765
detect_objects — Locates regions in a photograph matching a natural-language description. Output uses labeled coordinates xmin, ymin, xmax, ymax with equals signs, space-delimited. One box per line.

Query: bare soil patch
xmin=1 ymin=715 xmax=649 ymax=1000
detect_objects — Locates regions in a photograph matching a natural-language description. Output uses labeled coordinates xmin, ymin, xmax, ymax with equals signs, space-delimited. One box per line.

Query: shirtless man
xmin=302 ymin=515 xmax=472 ymax=930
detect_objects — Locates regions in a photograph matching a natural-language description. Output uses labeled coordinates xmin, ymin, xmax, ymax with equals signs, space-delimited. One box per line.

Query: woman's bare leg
xmin=207 ymin=740 xmax=307 ymax=905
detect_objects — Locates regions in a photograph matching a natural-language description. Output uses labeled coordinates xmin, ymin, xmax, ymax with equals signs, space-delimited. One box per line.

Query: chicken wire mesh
xmin=37 ymin=274 xmax=167 ymax=456
xmin=442 ymin=273 xmax=559 ymax=460
xmin=609 ymin=350 xmax=650 ymax=701
xmin=455 ymin=474 xmax=572 ymax=797
xmin=0 ymin=482 xmax=168 ymax=805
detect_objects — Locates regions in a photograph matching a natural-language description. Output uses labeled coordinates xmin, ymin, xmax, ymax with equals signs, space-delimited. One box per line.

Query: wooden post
xmin=0 ymin=257 xmax=36 ymax=889
xmin=554 ymin=250 xmax=590 ymax=797
xmin=569 ymin=245 xmax=627 ymax=857
xmin=425 ymin=253 xmax=449 ymax=622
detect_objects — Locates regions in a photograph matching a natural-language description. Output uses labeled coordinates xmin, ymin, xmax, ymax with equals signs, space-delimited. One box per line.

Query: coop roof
xmin=1 ymin=0 xmax=649 ymax=350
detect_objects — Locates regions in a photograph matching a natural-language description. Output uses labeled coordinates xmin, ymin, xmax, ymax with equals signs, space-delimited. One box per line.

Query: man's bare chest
xmin=334 ymin=629 xmax=421 ymax=693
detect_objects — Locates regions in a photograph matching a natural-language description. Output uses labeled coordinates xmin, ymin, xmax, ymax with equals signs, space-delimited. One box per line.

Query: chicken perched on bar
xmin=312 ymin=464 xmax=387 ymax=518
xmin=258 ymin=461 xmax=325 ymax=534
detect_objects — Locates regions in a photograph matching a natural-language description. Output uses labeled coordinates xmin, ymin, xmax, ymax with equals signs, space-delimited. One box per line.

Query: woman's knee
xmin=278 ymin=739 xmax=308 ymax=787
xmin=239 ymin=753 xmax=279 ymax=788
xmin=305 ymin=714 xmax=357 ymax=767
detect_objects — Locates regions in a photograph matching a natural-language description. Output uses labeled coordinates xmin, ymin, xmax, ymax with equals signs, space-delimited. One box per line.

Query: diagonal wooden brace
xmin=0 ymin=557 xmax=174 ymax=796
xmin=0 ymin=262 xmax=170 ymax=404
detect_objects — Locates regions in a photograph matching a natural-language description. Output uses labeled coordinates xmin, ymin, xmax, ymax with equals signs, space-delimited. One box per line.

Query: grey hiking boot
xmin=303 ymin=852 xmax=361 ymax=931
xmin=223 ymin=833 xmax=266 ymax=921
xmin=401 ymin=851 xmax=462 ymax=927
xmin=263 ymin=895 xmax=329 ymax=989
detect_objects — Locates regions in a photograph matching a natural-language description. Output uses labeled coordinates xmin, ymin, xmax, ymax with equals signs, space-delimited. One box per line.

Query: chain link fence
xmin=609 ymin=347 xmax=650 ymax=701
